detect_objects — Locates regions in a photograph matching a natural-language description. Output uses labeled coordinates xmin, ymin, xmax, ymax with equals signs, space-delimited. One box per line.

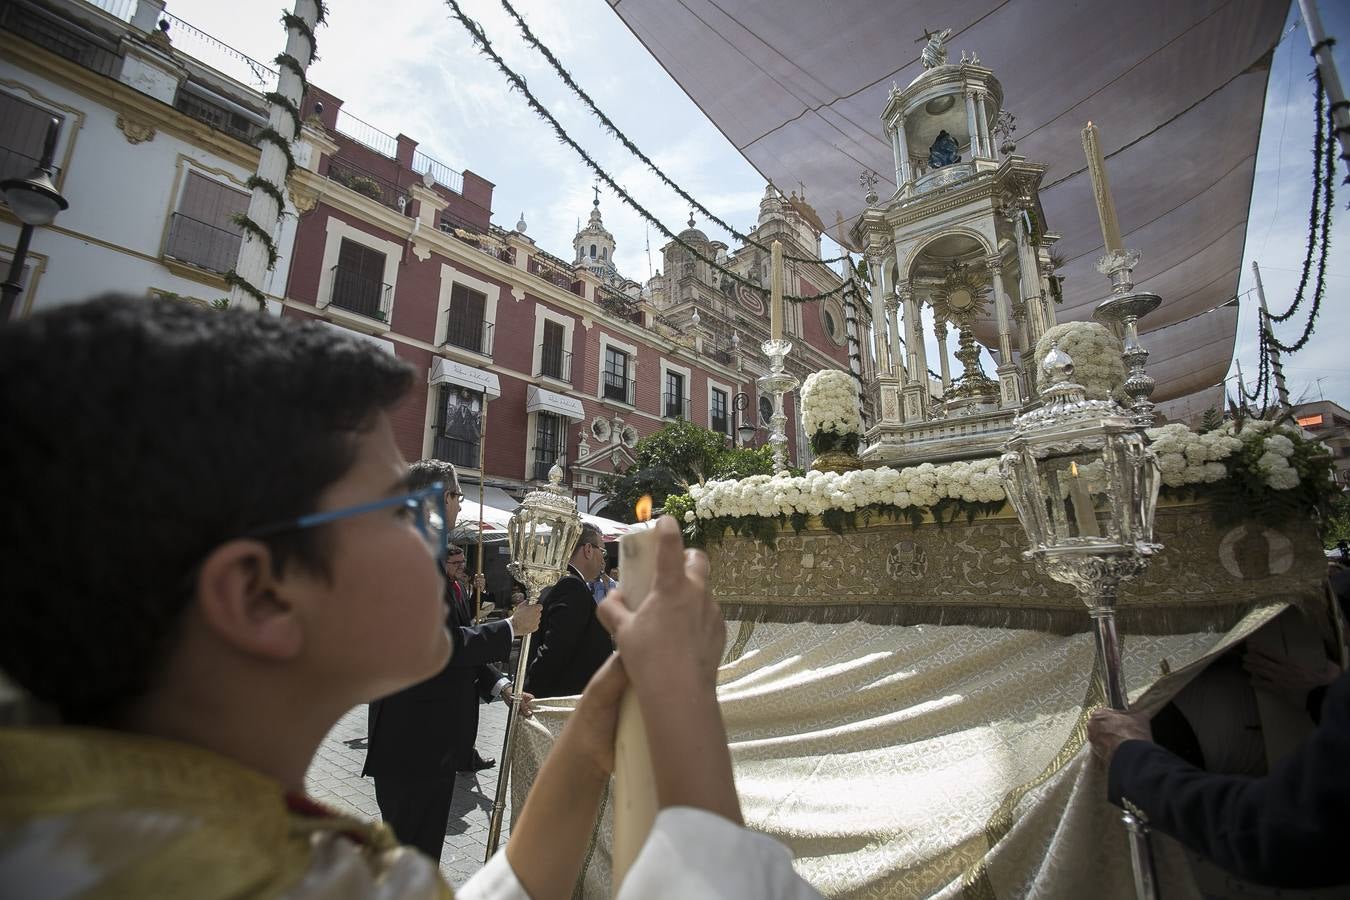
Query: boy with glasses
xmin=0 ymin=296 xmax=821 ymax=898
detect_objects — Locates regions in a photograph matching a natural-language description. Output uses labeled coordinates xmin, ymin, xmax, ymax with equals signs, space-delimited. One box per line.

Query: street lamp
xmin=2 ymin=117 xmax=68 ymax=320
xmin=732 ymin=391 xmax=758 ymax=447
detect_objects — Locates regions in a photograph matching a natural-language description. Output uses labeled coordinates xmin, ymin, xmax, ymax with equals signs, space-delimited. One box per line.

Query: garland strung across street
xmin=227 ymin=1 xmax=328 ymax=309
xmin=1264 ymin=70 xmax=1337 ymax=354
xmin=443 ymin=0 xmax=850 ymax=304
xmin=496 ymin=0 xmax=849 ymax=267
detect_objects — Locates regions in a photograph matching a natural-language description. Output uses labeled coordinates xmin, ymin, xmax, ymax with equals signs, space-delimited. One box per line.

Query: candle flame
xmin=1070 ymin=461 xmax=1080 ymax=477
xmin=635 ymin=495 xmax=653 ymax=523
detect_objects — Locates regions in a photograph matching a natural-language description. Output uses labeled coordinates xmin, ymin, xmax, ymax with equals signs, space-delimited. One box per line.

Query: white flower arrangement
xmin=800 ymin=370 xmax=862 ymax=443
xmin=1145 ymin=421 xmax=1303 ymax=491
xmin=1034 ymin=322 xmax=1126 ymax=401
xmin=688 ymin=457 xmax=1006 ymax=521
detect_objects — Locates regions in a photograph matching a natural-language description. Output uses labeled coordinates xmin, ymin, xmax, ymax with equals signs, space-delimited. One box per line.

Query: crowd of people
xmin=0 ymin=295 xmax=1347 ymax=896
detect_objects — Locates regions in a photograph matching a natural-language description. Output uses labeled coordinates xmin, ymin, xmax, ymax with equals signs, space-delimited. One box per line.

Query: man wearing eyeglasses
xmin=363 ymin=459 xmax=541 ymax=863
xmin=526 ymin=523 xmax=614 ymax=699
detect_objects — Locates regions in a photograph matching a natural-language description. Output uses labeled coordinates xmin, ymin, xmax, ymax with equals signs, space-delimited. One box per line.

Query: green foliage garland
xmin=264 ymin=91 xmax=303 ymax=140
xmin=497 ymin=0 xmax=848 ymax=266
xmin=246 ymin=175 xmax=287 ymax=220
xmin=231 ymin=213 xmax=279 ymax=268
xmin=254 ymin=127 xmax=298 ymax=178
xmin=224 ymin=269 xmax=267 ymax=310
xmin=442 ymin=0 xmax=850 ymax=305
xmin=281 ymin=13 xmax=318 ymax=63
xmin=274 ymin=53 xmax=310 ymax=97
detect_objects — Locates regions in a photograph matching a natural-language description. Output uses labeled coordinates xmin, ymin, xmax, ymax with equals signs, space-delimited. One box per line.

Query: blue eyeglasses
xmin=245 ymin=481 xmax=449 ymax=565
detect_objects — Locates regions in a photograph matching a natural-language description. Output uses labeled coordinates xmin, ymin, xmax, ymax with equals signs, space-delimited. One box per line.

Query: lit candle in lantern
xmin=1081 ymin=121 xmax=1124 ymax=253
xmin=769 ymin=240 xmax=784 ymax=341
xmin=612 ymin=495 xmax=658 ymax=894
xmin=1067 ymin=460 xmax=1101 ymax=538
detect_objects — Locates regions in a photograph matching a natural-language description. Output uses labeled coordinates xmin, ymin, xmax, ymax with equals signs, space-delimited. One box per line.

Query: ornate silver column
xmin=986 ymin=255 xmax=1023 ymax=407
xmin=758 ymin=339 xmax=800 ymax=472
xmin=934 ymin=319 xmax=953 ymax=398
xmin=1000 ymin=346 xmax=1163 ymax=900
xmin=1093 ymin=249 xmax=1161 ymax=427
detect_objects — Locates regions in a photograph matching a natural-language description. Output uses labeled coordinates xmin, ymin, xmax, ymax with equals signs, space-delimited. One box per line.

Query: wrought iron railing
xmin=432 ymin=434 xmax=479 ymax=468
xmin=328 ymin=265 xmax=392 ymax=321
xmin=411 ymin=149 xmax=463 ymax=194
xmin=444 ymin=315 xmax=494 ymax=356
xmin=1 ymin=3 xmax=122 ymax=78
xmin=532 ymin=448 xmax=563 ymax=482
xmin=603 ymin=373 xmax=632 ymax=405
xmin=164 ymin=213 xmax=242 ymax=274
xmin=174 ymin=90 xmax=261 ymax=143
xmin=663 ymin=392 xmax=691 ymax=420
xmin=537 ymin=344 xmax=571 ymax=382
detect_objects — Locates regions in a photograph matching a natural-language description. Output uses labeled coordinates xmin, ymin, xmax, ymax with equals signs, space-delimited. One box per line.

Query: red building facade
xmin=283 ymin=87 xmax=852 ymax=515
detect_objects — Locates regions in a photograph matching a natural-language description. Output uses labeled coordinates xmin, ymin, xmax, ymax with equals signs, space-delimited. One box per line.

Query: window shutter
xmin=0 ymin=93 xmax=61 ymax=182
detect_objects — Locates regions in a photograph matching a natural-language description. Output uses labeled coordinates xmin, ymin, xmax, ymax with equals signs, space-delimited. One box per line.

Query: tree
xmin=1199 ymin=406 xmax=1224 ymax=433
xmin=599 ymin=420 xmax=774 ymax=522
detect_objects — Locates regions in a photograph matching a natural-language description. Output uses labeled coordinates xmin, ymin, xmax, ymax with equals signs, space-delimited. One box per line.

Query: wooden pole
xmin=475 ymin=393 xmax=487 ymax=621
xmin=610 ymin=521 xmax=660 ymax=895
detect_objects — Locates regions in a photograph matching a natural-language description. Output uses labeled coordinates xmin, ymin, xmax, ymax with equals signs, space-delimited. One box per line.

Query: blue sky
xmin=170 ymin=0 xmax=1349 ymax=410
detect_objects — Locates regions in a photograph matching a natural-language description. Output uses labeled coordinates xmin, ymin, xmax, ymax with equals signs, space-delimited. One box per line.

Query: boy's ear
xmin=194 ymin=540 xmax=305 ymax=660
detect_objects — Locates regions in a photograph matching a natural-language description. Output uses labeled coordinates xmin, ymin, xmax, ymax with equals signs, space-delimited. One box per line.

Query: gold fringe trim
xmin=719 ymin=601 xmax=1290 ymax=636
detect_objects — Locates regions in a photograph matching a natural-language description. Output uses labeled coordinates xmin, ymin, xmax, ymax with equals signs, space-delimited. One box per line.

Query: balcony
xmin=528 ymin=256 xmax=583 ymax=295
xmin=174 ymin=90 xmax=261 ymax=144
xmin=327 ymin=158 xmax=408 ymax=213
xmin=433 ymin=434 xmax=478 ymax=468
xmin=444 ymin=316 xmax=494 ymax=357
xmin=536 ymin=344 xmax=572 ymax=383
xmin=663 ymin=392 xmax=691 ymax=421
xmin=603 ymin=374 xmax=633 ymax=406
xmin=164 ymin=213 xmax=243 ymax=274
xmin=533 ymin=448 xmax=563 ymax=482
xmin=2 ymin=3 xmax=121 ymax=78
xmin=328 ymin=265 xmax=392 ymax=321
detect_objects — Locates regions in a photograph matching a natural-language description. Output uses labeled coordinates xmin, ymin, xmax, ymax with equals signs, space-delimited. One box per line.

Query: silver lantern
xmin=999 ymin=345 xmax=1163 ymax=900
xmin=485 ymin=463 xmax=582 ymax=858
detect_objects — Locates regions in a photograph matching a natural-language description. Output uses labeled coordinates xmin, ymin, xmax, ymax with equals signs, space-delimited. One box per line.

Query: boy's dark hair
xmin=0 ymin=296 xmax=413 ymax=723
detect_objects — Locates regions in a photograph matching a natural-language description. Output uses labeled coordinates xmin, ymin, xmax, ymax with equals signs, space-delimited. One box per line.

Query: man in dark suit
xmin=526 ymin=523 xmax=613 ymax=699
xmin=362 ymin=460 xmax=540 ymax=863
xmin=1088 ymin=653 xmax=1348 ymax=888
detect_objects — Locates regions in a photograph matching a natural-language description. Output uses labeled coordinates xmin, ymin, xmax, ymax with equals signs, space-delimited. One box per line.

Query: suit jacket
xmin=525 ymin=566 xmax=613 ymax=699
xmin=1108 ymin=667 xmax=1350 ymax=888
xmin=363 ymin=578 xmax=512 ymax=779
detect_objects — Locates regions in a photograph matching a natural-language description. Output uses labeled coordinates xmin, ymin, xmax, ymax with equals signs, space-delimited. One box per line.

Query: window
xmin=711 ymin=387 xmax=729 ymax=435
xmin=165 ymin=172 xmax=248 ymax=274
xmin=539 ymin=319 xmax=568 ymax=381
xmin=533 ymin=412 xmax=563 ymax=481
xmin=329 ymin=238 xmax=390 ymax=319
xmin=0 ymin=92 xmax=61 ymax=184
xmin=759 ymin=395 xmax=774 ymax=426
xmin=432 ymin=384 xmax=483 ymax=468
xmin=604 ymin=346 xmax=631 ymax=403
xmin=444 ymin=283 xmax=491 ymax=355
xmin=664 ymin=370 xmax=687 ymax=420
xmin=590 ymin=243 xmax=597 ymax=258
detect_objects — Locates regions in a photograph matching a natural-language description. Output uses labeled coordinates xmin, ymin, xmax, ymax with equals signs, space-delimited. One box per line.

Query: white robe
xmin=461 ymin=807 xmax=824 ymax=900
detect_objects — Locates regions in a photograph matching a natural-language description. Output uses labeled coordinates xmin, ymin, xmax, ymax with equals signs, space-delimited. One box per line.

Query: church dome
xmin=677 ymin=213 xmax=708 ymax=245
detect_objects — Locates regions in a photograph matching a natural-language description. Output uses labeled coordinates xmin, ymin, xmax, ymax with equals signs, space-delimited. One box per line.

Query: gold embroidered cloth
xmin=513 ymin=605 xmax=1287 ymax=899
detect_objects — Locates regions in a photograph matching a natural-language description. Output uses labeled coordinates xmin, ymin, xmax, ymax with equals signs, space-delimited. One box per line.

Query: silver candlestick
xmin=757 ymin=339 xmax=799 ymax=473
xmin=1093 ymin=249 xmax=1161 ymax=428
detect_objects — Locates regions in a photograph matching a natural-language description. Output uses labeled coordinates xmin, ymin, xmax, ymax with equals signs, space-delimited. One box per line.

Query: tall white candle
xmin=1067 ymin=461 xmax=1101 ymax=538
xmin=1081 ymin=122 xmax=1124 ymax=253
xmin=770 ymin=240 xmax=784 ymax=341
xmin=611 ymin=520 xmax=660 ymax=895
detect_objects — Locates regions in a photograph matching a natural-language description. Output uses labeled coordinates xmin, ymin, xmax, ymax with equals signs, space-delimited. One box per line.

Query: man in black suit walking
xmin=526 ymin=523 xmax=614 ymax=699
xmin=362 ymin=460 xmax=540 ymax=863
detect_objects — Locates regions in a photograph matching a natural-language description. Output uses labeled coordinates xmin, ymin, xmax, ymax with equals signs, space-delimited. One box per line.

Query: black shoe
xmin=471 ymin=755 xmax=496 ymax=771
